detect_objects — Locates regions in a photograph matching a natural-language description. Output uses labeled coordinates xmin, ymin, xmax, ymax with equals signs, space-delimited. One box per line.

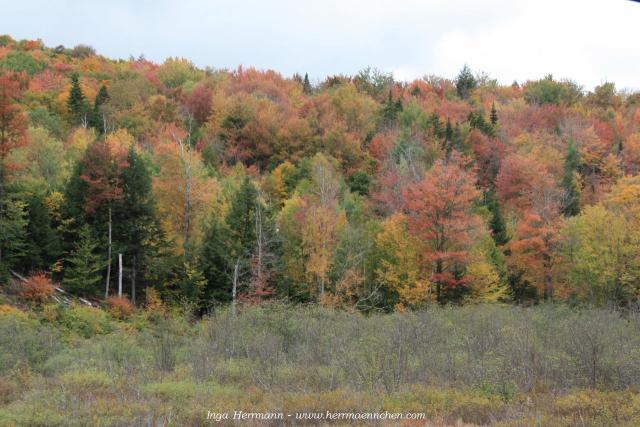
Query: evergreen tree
xmin=67 ymin=73 xmax=88 ymax=126
xmin=561 ymin=139 xmax=581 ymax=217
xmin=19 ymin=192 xmax=63 ymax=272
xmin=200 ymin=176 xmax=259 ymax=305
xmin=113 ymin=146 xmax=163 ymax=302
xmin=490 ymin=102 xmax=498 ymax=126
xmin=90 ymin=85 xmax=109 ymax=131
xmin=455 ymin=65 xmax=477 ymax=99
xmin=0 ymin=196 xmax=28 ymax=283
xmin=485 ymin=190 xmax=509 ymax=246
xmin=302 ymin=73 xmax=312 ymax=95
xmin=380 ymin=90 xmax=402 ymax=127
xmin=63 ymin=225 xmax=104 ymax=296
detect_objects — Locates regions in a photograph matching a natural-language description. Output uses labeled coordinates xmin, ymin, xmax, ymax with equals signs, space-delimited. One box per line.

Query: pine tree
xmin=90 ymin=85 xmax=109 ymax=131
xmin=302 ymin=73 xmax=312 ymax=95
xmin=200 ymin=176 xmax=259 ymax=305
xmin=455 ymin=65 xmax=477 ymax=99
xmin=67 ymin=73 xmax=88 ymax=126
xmin=0 ymin=196 xmax=28 ymax=283
xmin=490 ymin=102 xmax=498 ymax=126
xmin=63 ymin=225 xmax=104 ymax=296
xmin=485 ymin=190 xmax=509 ymax=246
xmin=561 ymin=139 xmax=581 ymax=217
xmin=114 ymin=145 xmax=163 ymax=303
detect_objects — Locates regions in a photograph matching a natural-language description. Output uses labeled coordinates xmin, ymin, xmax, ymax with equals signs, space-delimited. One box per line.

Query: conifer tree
xmin=490 ymin=102 xmax=498 ymax=126
xmin=67 ymin=73 xmax=88 ymax=126
xmin=90 ymin=85 xmax=109 ymax=131
xmin=0 ymin=197 xmax=28 ymax=283
xmin=561 ymin=139 xmax=581 ymax=217
xmin=302 ymin=73 xmax=312 ymax=94
xmin=455 ymin=65 xmax=477 ymax=99
xmin=485 ymin=190 xmax=509 ymax=246
xmin=63 ymin=225 xmax=104 ymax=296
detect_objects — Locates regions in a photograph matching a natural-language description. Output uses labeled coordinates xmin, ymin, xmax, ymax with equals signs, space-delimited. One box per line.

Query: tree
xmin=558 ymin=205 xmax=640 ymax=305
xmin=484 ymin=190 xmax=509 ymax=246
xmin=90 ymin=85 xmax=110 ymax=131
xmin=114 ymin=145 xmax=163 ymax=304
xmin=0 ymin=197 xmax=28 ymax=282
xmin=67 ymin=73 xmax=88 ymax=126
xmin=200 ymin=176 xmax=269 ymax=309
xmin=561 ymin=139 xmax=581 ymax=217
xmin=374 ymin=213 xmax=430 ymax=309
xmin=0 ymin=73 xmax=27 ymax=195
xmin=62 ymin=225 xmax=104 ymax=296
xmin=302 ymin=73 xmax=312 ymax=94
xmin=455 ymin=65 xmax=476 ymax=99
xmin=403 ymin=152 xmax=481 ymax=303
xmin=490 ymin=102 xmax=498 ymax=126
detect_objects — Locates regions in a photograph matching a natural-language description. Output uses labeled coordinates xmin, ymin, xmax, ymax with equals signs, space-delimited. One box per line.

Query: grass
xmin=1 ymin=302 xmax=640 ymax=425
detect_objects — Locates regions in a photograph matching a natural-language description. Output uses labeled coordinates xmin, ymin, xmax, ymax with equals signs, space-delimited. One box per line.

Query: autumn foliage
xmin=1 ymin=34 xmax=640 ymax=309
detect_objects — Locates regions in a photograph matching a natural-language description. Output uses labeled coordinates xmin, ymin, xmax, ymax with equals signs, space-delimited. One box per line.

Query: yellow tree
xmin=374 ymin=213 xmax=431 ymax=310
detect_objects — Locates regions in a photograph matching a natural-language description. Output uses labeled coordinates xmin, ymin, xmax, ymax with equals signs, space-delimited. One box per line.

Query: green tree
xmin=90 ymin=85 xmax=110 ymax=131
xmin=561 ymin=139 xmax=581 ymax=217
xmin=302 ymin=73 xmax=312 ymax=94
xmin=559 ymin=205 xmax=640 ymax=305
xmin=113 ymin=146 xmax=163 ymax=304
xmin=67 ymin=73 xmax=88 ymax=126
xmin=490 ymin=102 xmax=498 ymax=126
xmin=485 ymin=190 xmax=509 ymax=246
xmin=200 ymin=176 xmax=260 ymax=305
xmin=455 ymin=65 xmax=476 ymax=99
xmin=63 ymin=225 xmax=104 ymax=296
xmin=0 ymin=196 xmax=28 ymax=282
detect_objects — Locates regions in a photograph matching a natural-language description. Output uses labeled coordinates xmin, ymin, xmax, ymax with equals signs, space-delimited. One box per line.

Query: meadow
xmin=1 ymin=302 xmax=640 ymax=426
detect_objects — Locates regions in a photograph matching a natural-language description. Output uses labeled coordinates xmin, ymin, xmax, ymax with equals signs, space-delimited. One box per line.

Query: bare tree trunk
xmin=255 ymin=203 xmax=263 ymax=286
xmin=105 ymin=207 xmax=112 ymax=299
xmin=232 ymin=259 xmax=239 ymax=317
xmin=131 ymin=255 xmax=136 ymax=305
xmin=118 ymin=253 xmax=123 ymax=297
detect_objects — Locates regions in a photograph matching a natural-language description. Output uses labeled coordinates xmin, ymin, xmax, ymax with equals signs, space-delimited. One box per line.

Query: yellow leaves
xmin=375 ymin=213 xmax=433 ymax=309
xmin=558 ymin=204 xmax=640 ymax=303
xmin=466 ymin=261 xmax=505 ymax=303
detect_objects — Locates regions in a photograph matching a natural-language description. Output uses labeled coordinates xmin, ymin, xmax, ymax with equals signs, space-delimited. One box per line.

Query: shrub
xmin=105 ymin=296 xmax=134 ymax=319
xmin=20 ymin=273 xmax=56 ymax=305
xmin=57 ymin=304 xmax=112 ymax=338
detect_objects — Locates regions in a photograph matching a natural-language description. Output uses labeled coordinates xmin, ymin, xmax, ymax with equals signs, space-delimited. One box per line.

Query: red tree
xmin=0 ymin=73 xmax=27 ymax=194
xmin=403 ymin=152 xmax=481 ymax=302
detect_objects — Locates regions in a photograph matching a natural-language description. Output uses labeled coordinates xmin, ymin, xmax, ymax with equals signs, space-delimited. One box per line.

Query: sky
xmin=1 ymin=0 xmax=639 ymax=90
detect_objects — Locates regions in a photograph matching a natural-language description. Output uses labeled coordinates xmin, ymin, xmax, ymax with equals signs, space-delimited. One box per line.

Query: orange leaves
xmin=0 ymin=73 xmax=27 ymax=186
xmin=403 ymin=152 xmax=481 ymax=296
xmin=20 ymin=273 xmax=56 ymax=304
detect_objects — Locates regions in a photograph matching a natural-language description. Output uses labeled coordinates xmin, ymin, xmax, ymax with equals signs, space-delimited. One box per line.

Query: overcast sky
xmin=1 ymin=0 xmax=639 ymax=90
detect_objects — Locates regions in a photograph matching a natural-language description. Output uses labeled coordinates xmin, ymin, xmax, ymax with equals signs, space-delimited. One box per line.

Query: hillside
xmin=2 ymin=33 xmax=640 ymax=426
xmin=1 ymin=35 xmax=639 ymax=310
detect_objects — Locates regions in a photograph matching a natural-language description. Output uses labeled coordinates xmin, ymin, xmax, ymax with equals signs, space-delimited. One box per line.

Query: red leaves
xmin=0 ymin=73 xmax=27 ymax=186
xmin=403 ymin=152 xmax=481 ymax=292
xmin=80 ymin=139 xmax=128 ymax=214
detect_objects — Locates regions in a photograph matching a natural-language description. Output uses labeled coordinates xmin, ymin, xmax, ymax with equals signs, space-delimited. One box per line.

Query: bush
xmin=105 ymin=296 xmax=134 ymax=319
xmin=20 ymin=273 xmax=55 ymax=305
xmin=56 ymin=304 xmax=112 ymax=338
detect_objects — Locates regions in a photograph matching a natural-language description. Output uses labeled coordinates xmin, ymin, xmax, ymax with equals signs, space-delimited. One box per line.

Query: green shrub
xmin=56 ymin=304 xmax=113 ymax=338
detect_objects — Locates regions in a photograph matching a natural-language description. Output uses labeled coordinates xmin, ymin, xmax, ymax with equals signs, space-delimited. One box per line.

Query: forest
xmin=1 ymin=35 xmax=639 ymax=310
xmin=2 ymin=35 xmax=640 ymax=425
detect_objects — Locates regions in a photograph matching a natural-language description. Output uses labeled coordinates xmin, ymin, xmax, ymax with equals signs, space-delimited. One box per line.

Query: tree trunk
xmin=105 ymin=207 xmax=112 ymax=299
xmin=232 ymin=259 xmax=240 ymax=317
xmin=131 ymin=255 xmax=136 ymax=305
xmin=118 ymin=253 xmax=123 ymax=297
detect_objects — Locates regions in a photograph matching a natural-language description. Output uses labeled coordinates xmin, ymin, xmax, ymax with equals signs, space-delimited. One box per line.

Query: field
xmin=1 ymin=303 xmax=640 ymax=426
